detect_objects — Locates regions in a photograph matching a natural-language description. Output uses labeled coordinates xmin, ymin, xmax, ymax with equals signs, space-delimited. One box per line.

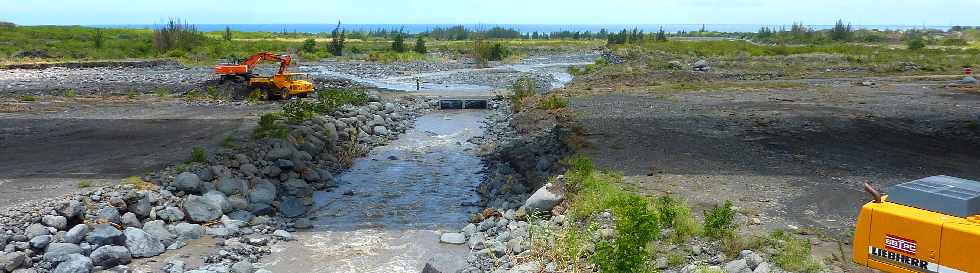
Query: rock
xmin=249 ymin=180 xmax=277 ymax=205
xmin=182 ymin=195 xmax=223 ymax=223
xmin=129 ymin=196 xmax=152 ymax=217
xmin=97 ymin=207 xmax=122 ymax=224
xmin=468 ymin=232 xmax=486 ymax=250
xmin=143 ymin=220 xmax=176 ymax=246
xmin=439 ymin=233 xmax=466 ymax=245
xmin=174 ymin=223 xmax=205 ymax=240
xmin=293 ymin=218 xmax=313 ymax=229
xmin=121 ymin=212 xmax=142 ymax=228
xmin=753 ymin=262 xmax=771 ymax=273
xmin=163 ymin=260 xmax=185 ymax=273
xmin=25 ymin=223 xmax=50 ymax=238
xmin=206 ymin=227 xmax=231 ymax=237
xmin=44 ymin=243 xmax=83 ymax=262
xmin=157 ymin=206 xmax=186 ymax=222
xmin=272 ymin=230 xmax=292 ymax=240
xmin=42 ymin=215 xmax=69 ymax=230
xmin=693 ymin=59 xmax=710 ymax=71
xmin=278 ymin=196 xmax=305 ymax=218
xmin=227 ymin=211 xmax=255 ymax=223
xmin=231 ymin=261 xmax=253 ymax=273
xmin=89 ymin=245 xmax=131 ymax=267
xmin=744 ymin=252 xmax=764 ymax=269
xmin=29 ymin=235 xmax=52 ymax=249
xmin=509 ymin=261 xmax=541 ymax=273
xmin=228 ymin=195 xmax=250 ymax=211
xmin=203 ymin=191 xmax=233 ymax=213
xmin=124 ymin=227 xmax=165 ymax=258
xmin=421 ymin=263 xmax=443 ymax=273
xmin=174 ymin=172 xmax=202 ymax=193
xmin=524 ymin=183 xmax=563 ymax=214
xmin=373 ymin=126 xmax=389 ymax=135
xmin=58 ymin=200 xmax=86 ymax=220
xmin=216 ymin=177 xmax=246 ymax=196
xmin=462 ymin=224 xmax=477 ymax=236
xmin=85 ymin=224 xmax=125 ymax=247
xmin=724 ymin=259 xmax=751 ymax=273
xmin=64 ymin=224 xmax=89 ymax=244
xmin=1 ymin=251 xmax=27 ymax=272
xmin=282 ymin=179 xmax=311 ymax=197
xmin=51 ymin=254 xmax=93 ymax=273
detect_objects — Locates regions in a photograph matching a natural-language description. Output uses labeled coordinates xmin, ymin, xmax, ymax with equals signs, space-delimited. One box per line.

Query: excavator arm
xmin=214 ymin=52 xmax=291 ymax=76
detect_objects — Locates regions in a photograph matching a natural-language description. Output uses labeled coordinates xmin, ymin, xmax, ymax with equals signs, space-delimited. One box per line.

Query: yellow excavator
xmin=853 ymin=176 xmax=980 ymax=273
xmin=214 ymin=52 xmax=314 ymax=99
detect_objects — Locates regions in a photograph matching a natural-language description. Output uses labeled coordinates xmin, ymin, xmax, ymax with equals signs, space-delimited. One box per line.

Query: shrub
xmin=94 ymin=28 xmax=104 ymax=49
xmin=188 ymin=147 xmax=207 ymax=163
xmin=391 ymin=33 xmax=407 ymax=53
xmin=538 ymin=95 xmax=569 ymax=110
xmin=153 ymin=18 xmax=205 ymax=53
xmin=301 ymin=38 xmax=317 ymax=53
xmin=63 ymin=90 xmax=77 ymax=98
xmin=316 ymin=88 xmax=369 ymax=110
xmin=906 ymin=38 xmax=927 ymax=50
xmin=656 ymin=196 xmax=699 ymax=242
xmin=329 ymin=21 xmax=345 ymax=56
xmin=767 ymin=230 xmax=824 ymax=273
xmin=510 ymin=75 xmax=536 ymax=112
xmin=703 ymin=201 xmax=737 ymax=239
xmin=255 ymin=112 xmax=288 ymax=139
xmin=280 ymin=100 xmax=318 ymax=123
xmin=592 ymin=194 xmax=659 ymax=273
xmin=18 ymin=95 xmax=36 ymax=102
xmin=414 ymin=36 xmax=427 ymax=54
xmin=78 ymin=180 xmax=93 ymax=188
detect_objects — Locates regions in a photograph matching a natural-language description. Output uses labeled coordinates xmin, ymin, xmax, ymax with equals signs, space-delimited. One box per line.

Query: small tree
xmin=301 ymin=38 xmax=317 ymax=53
xmin=94 ymin=28 xmax=104 ymax=49
xmin=328 ymin=21 xmax=345 ymax=56
xmin=829 ymin=19 xmax=853 ymax=41
xmin=906 ymin=38 xmax=926 ymax=50
xmin=223 ymin=25 xmax=232 ymax=41
xmin=656 ymin=27 xmax=668 ymax=42
xmin=391 ymin=33 xmax=407 ymax=52
xmin=414 ymin=36 xmax=427 ymax=54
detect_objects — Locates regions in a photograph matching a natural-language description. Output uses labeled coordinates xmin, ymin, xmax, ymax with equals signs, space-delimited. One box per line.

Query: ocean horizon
xmin=87 ymin=23 xmax=955 ymax=34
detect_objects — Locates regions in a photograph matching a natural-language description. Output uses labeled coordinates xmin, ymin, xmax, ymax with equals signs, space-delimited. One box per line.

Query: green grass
xmin=366 ymin=51 xmax=426 ymax=63
xmin=187 ymin=147 xmax=207 ymax=163
xmin=63 ymin=89 xmax=76 ymax=98
xmin=703 ymin=201 xmax=737 ymax=239
xmin=17 ymin=95 xmax=36 ymax=102
xmin=537 ymin=95 xmax=569 ymax=110
xmin=656 ymin=195 xmax=699 ymax=243
xmin=767 ymin=230 xmax=824 ymax=273
xmin=77 ymin=180 xmax=93 ymax=188
xmin=254 ymin=112 xmax=288 ymax=139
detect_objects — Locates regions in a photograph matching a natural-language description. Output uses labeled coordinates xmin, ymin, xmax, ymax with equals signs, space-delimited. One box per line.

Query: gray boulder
xmin=121 ymin=212 xmax=142 ymax=228
xmin=123 ymin=227 xmax=165 ymax=258
xmin=278 ymin=196 xmax=305 ymax=218
xmin=51 ymin=254 xmax=93 ymax=273
xmin=89 ymin=245 xmax=131 ymax=267
xmin=85 ymin=224 xmax=126 ymax=247
xmin=439 ymin=233 xmax=466 ymax=245
xmin=96 ymin=207 xmax=121 ymax=224
xmin=24 ymin=223 xmax=50 ymax=238
xmin=129 ymin=196 xmax=152 ymax=217
xmin=229 ymin=195 xmax=250 ymax=211
xmin=57 ymin=200 xmax=85 ymax=220
xmin=203 ymin=191 xmax=233 ymax=213
xmin=249 ymin=180 xmax=277 ymax=205
xmin=231 ymin=261 xmax=254 ymax=273
xmin=64 ymin=224 xmax=89 ymax=244
xmin=42 ymin=215 xmax=68 ymax=230
xmin=29 ymin=235 xmax=52 ymax=249
xmin=523 ymin=183 xmax=563 ymax=214
xmin=174 ymin=172 xmax=202 ymax=193
xmin=753 ymin=262 xmax=771 ymax=273
xmin=282 ymin=179 xmax=311 ymax=197
xmin=44 ymin=243 xmax=83 ymax=262
xmin=373 ymin=126 xmax=389 ymax=135
xmin=183 ymin=195 xmax=223 ymax=223
xmin=157 ymin=206 xmax=185 ymax=222
xmin=725 ymin=259 xmax=752 ymax=273
xmin=174 ymin=223 xmax=205 ymax=240
xmin=143 ymin=220 xmax=176 ymax=246
xmin=216 ymin=177 xmax=246 ymax=196
xmin=1 ymin=251 xmax=27 ymax=272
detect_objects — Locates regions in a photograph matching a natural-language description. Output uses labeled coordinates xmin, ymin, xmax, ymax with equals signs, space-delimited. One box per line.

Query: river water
xmin=262 ymin=110 xmax=488 ymax=273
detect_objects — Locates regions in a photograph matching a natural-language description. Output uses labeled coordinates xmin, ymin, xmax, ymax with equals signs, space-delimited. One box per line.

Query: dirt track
xmin=571 ymin=80 xmax=980 ymax=238
xmin=0 ymin=97 xmax=277 ymax=208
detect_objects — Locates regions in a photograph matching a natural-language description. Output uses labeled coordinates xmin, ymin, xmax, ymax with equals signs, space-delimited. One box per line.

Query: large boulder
xmin=85 ymin=224 xmax=126 ymax=247
xmin=157 ymin=206 xmax=185 ymax=222
xmin=282 ymin=179 xmax=311 ymax=197
xmin=174 ymin=223 xmax=205 ymax=240
xmin=278 ymin=196 xmax=305 ymax=218
xmin=182 ymin=195 xmax=223 ymax=223
xmin=249 ymin=180 xmax=277 ymax=205
xmin=523 ymin=183 xmax=564 ymax=214
xmin=143 ymin=220 xmax=176 ymax=246
xmin=1 ymin=251 xmax=27 ymax=272
xmin=42 ymin=215 xmax=68 ymax=230
xmin=44 ymin=243 xmax=83 ymax=262
xmin=96 ymin=207 xmax=122 ymax=224
xmin=174 ymin=172 xmax=202 ymax=193
xmin=64 ymin=224 xmax=88 ymax=244
xmin=203 ymin=191 xmax=233 ymax=213
xmin=24 ymin=223 xmax=50 ymax=238
xmin=439 ymin=233 xmax=466 ymax=245
xmin=89 ymin=245 xmax=131 ymax=267
xmin=129 ymin=196 xmax=153 ymax=217
xmin=216 ymin=177 xmax=246 ymax=196
xmin=51 ymin=254 xmax=93 ymax=273
xmin=123 ymin=228 xmax=165 ymax=258
xmin=57 ymin=200 xmax=85 ymax=220
xmin=121 ymin=212 xmax=142 ymax=228
xmin=30 ymin=235 xmax=52 ymax=249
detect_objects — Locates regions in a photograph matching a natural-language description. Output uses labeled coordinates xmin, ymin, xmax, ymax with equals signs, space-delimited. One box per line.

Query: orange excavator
xmin=214 ymin=52 xmax=314 ymax=99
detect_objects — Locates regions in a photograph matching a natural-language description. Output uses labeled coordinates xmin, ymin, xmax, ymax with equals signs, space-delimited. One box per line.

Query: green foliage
xmin=280 ymin=100 xmax=319 ymax=123
xmin=829 ymin=19 xmax=853 ymax=41
xmin=510 ymin=75 xmax=537 ymax=112
xmin=245 ymin=89 xmax=264 ymax=104
xmin=255 ymin=112 xmax=288 ymax=139
xmin=301 ymin=38 xmax=317 ymax=53
xmin=906 ymin=38 xmax=927 ymax=50
xmin=316 ymin=88 xmax=369 ymax=109
xmin=18 ymin=95 xmax=36 ymax=102
xmin=152 ymin=18 xmax=205 ymax=53
xmin=656 ymin=195 xmax=699 ymax=242
xmin=77 ymin=180 xmax=93 ymax=188
xmin=329 ymin=21 xmax=345 ymax=56
xmin=94 ymin=28 xmax=104 ymax=49
xmin=767 ymin=231 xmax=824 ymax=273
xmin=656 ymin=27 xmax=668 ymax=42
xmin=414 ymin=36 xmax=427 ymax=54
xmin=391 ymin=33 xmax=407 ymax=52
xmin=569 ymin=58 xmax=610 ymax=76
xmin=538 ymin=95 xmax=569 ymax=110
xmin=592 ymin=194 xmax=659 ymax=273
xmin=188 ymin=147 xmax=207 ymax=163
xmin=154 ymin=88 xmax=170 ymax=97
xmin=63 ymin=89 xmax=77 ymax=98
xmin=367 ymin=51 xmax=425 ymax=63
xmin=223 ymin=25 xmax=232 ymax=41
xmin=703 ymin=201 xmax=737 ymax=239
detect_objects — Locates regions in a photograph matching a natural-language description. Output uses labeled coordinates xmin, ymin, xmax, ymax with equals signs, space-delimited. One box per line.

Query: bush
xmin=656 ymin=196 xmax=699 ymax=242
xmin=703 ymin=201 xmax=736 ymax=239
xmin=767 ymin=231 xmax=824 ymax=273
xmin=188 ymin=147 xmax=207 ymax=163
xmin=18 ymin=95 xmax=36 ymax=102
xmin=153 ymin=18 xmax=205 ymax=53
xmin=473 ymin=39 xmax=510 ymax=66
xmin=592 ymin=194 xmax=660 ymax=273
xmin=280 ymin=100 xmax=318 ymax=123
xmin=510 ymin=75 xmax=537 ymax=112
xmin=391 ymin=33 xmax=407 ymax=52
xmin=414 ymin=36 xmax=427 ymax=54
xmin=301 ymin=38 xmax=317 ymax=53
xmin=316 ymin=88 xmax=369 ymax=109
xmin=254 ymin=112 xmax=288 ymax=139
xmin=538 ymin=95 xmax=569 ymax=110
xmin=906 ymin=38 xmax=927 ymax=50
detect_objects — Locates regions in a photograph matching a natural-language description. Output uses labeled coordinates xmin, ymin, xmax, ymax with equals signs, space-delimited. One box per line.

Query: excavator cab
xmin=853 ymin=176 xmax=980 ymax=273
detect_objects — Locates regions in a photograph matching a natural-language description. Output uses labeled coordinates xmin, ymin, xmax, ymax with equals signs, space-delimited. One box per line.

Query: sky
xmin=1 ymin=0 xmax=978 ymax=26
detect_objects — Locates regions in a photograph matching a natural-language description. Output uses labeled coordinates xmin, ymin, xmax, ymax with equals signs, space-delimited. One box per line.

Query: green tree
xmin=94 ymin=28 xmax=104 ymax=49
xmin=223 ymin=25 xmax=232 ymax=41
xmin=906 ymin=38 xmax=926 ymax=50
xmin=656 ymin=27 xmax=668 ymax=42
xmin=413 ymin=36 xmax=427 ymax=54
xmin=301 ymin=38 xmax=317 ymax=53
xmin=830 ymin=19 xmax=853 ymax=41
xmin=329 ymin=21 xmax=345 ymax=56
xmin=391 ymin=33 xmax=407 ymax=52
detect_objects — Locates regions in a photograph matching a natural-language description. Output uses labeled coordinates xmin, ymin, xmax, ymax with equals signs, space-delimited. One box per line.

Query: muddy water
xmin=262 ymin=110 xmax=488 ymax=273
